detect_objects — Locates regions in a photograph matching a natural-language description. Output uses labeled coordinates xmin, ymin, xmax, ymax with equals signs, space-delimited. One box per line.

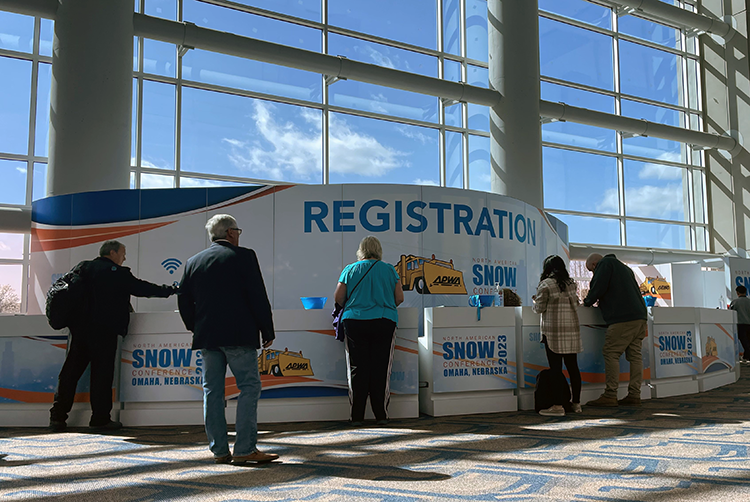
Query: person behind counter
xmin=730 ymin=285 xmax=750 ymax=363
xmin=49 ymin=240 xmax=177 ymax=432
xmin=178 ymin=214 xmax=278 ymax=465
xmin=502 ymin=288 xmax=522 ymax=306
xmin=532 ymin=255 xmax=582 ymax=416
xmin=334 ymin=236 xmax=404 ymax=426
xmin=583 ymin=253 xmax=647 ymax=408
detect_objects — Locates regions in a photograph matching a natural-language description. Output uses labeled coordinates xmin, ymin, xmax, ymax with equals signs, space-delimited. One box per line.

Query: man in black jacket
xmin=583 ymin=253 xmax=648 ymax=408
xmin=178 ymin=214 xmax=278 ymax=465
xmin=49 ymin=240 xmax=176 ymax=432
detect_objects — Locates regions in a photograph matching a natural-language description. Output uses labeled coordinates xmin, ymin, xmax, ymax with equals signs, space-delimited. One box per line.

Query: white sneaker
xmin=571 ymin=403 xmax=582 ymax=413
xmin=539 ymin=405 xmax=565 ymax=417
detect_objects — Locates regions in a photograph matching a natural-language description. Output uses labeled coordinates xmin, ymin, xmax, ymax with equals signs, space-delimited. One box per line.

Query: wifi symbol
xmin=161 ymin=258 xmax=182 ymax=275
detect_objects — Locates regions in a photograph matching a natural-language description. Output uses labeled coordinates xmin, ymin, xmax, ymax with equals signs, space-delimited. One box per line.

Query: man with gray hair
xmin=50 ymin=240 xmax=177 ymax=432
xmin=583 ymin=253 xmax=648 ymax=407
xmin=178 ymin=214 xmax=277 ymax=465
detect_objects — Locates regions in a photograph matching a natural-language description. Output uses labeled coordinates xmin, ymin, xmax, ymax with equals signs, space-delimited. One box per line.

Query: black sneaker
xmin=88 ymin=420 xmax=123 ymax=432
xmin=49 ymin=420 xmax=67 ymax=432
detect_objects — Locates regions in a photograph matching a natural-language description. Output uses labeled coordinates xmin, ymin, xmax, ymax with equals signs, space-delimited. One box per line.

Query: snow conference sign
xmin=28 ymin=184 xmax=569 ymax=316
xmin=653 ymin=325 xmax=698 ymax=378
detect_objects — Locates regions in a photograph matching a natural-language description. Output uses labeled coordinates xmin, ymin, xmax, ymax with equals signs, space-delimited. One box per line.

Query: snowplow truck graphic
xmin=394 ymin=254 xmax=467 ymax=295
xmin=639 ymin=277 xmax=671 ymax=300
xmin=258 ymin=348 xmax=314 ymax=377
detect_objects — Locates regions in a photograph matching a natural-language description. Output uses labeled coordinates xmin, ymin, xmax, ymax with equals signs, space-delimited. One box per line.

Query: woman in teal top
xmin=334 ymin=236 xmax=404 ymax=426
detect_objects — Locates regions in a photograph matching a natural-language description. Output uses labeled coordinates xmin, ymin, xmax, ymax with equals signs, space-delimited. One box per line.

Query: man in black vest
xmin=178 ymin=214 xmax=278 ymax=465
xmin=49 ymin=240 xmax=176 ymax=432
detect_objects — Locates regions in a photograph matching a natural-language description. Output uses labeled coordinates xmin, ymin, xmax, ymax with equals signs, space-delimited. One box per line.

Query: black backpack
xmin=534 ymin=368 xmax=572 ymax=413
xmin=45 ymin=262 xmax=91 ymax=330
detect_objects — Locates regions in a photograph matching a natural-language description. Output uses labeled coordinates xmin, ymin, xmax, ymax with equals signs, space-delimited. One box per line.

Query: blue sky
xmin=0 ymin=0 xmax=705 ymax=295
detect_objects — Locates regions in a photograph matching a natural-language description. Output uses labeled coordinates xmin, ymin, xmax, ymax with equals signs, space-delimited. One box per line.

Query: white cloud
xmin=598 ymin=184 xmax=684 ymax=218
xmin=360 ymin=46 xmax=396 ymax=69
xmin=16 ymin=167 xmax=26 ymax=174
xmin=396 ymin=125 xmax=435 ymax=145
xmin=223 ymin=101 xmax=410 ymax=180
xmin=0 ymin=242 xmax=10 ymax=251
xmin=413 ymin=178 xmax=439 ymax=186
xmin=638 ymin=163 xmax=683 ymax=180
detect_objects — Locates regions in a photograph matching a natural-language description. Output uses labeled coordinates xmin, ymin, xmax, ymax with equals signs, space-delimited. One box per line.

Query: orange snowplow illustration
xmin=639 ymin=277 xmax=671 ymax=300
xmin=394 ymin=254 xmax=467 ymax=295
xmin=258 ymin=348 xmax=314 ymax=377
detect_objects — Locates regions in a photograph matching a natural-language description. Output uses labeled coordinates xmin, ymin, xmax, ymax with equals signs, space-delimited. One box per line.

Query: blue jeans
xmin=201 ymin=346 xmax=262 ymax=457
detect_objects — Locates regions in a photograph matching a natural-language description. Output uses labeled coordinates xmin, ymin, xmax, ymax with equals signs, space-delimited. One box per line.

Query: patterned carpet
xmin=3 ymin=370 xmax=750 ymax=501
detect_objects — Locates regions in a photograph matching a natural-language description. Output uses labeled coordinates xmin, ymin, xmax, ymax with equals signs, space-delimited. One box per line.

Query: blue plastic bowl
xmin=478 ymin=295 xmax=495 ymax=307
xmin=301 ymin=296 xmax=327 ymax=309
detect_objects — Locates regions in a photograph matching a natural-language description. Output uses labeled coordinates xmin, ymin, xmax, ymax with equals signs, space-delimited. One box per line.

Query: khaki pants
xmin=602 ymin=319 xmax=647 ymax=398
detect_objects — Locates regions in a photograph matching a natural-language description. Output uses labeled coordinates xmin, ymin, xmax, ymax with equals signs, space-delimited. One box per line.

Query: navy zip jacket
xmin=178 ymin=241 xmax=275 ymax=350
xmin=583 ymin=254 xmax=647 ymax=326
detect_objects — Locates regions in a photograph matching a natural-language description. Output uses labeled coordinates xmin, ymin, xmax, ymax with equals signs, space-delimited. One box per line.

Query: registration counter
xmin=0 ymin=309 xmax=419 ymax=427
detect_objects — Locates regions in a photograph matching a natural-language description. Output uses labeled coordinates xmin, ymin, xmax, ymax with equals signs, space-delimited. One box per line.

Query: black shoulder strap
xmin=347 ymin=260 xmax=378 ymax=301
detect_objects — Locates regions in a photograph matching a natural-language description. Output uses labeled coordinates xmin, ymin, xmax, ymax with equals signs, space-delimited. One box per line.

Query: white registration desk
xmin=0 ymin=305 xmax=739 ymax=426
xmin=0 ymin=309 xmax=419 ymax=427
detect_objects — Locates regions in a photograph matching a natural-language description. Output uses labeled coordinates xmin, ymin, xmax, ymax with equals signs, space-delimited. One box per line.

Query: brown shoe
xmin=618 ymin=395 xmax=642 ymax=407
xmin=214 ymin=454 xmax=232 ymax=464
xmin=586 ymin=395 xmax=618 ymax=407
xmin=231 ymin=450 xmax=279 ymax=465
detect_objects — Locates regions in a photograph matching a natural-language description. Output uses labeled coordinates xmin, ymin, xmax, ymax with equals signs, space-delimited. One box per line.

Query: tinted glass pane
xmin=143 ymin=39 xmax=176 ymax=78
xmin=543 ymin=148 xmax=619 ymax=214
xmin=687 ymin=58 xmax=699 ymax=110
xmin=184 ymin=0 xmax=320 ymax=51
xmin=468 ymin=134 xmax=490 ymax=192
xmin=467 ymin=65 xmax=488 ymax=132
xmin=0 ymin=264 xmax=23 ymax=313
xmin=329 ymin=113 xmax=439 ymax=185
xmin=619 ymin=15 xmax=680 ymax=49
xmin=183 ymin=50 xmax=321 ymax=103
xmin=0 ymin=233 xmax=23 ymax=259
xmin=0 ymin=57 xmax=31 ymax=155
xmin=550 ymin=213 xmax=621 ymax=245
xmin=32 ymin=162 xmax=46 ymax=201
xmin=329 ymin=80 xmax=438 ymax=123
xmin=222 ymin=0 xmax=321 ymax=22
xmin=624 ymin=160 xmax=687 ymax=221
xmin=539 ymin=18 xmax=614 ymax=91
xmin=130 ymin=171 xmax=135 ymax=189
xmin=134 ymin=37 xmax=139 ymax=72
xmin=619 ymin=41 xmax=682 ymax=106
xmin=0 ymin=159 xmax=27 ymax=205
xmin=695 ymin=226 xmax=706 ymax=251
xmin=539 ymin=0 xmax=611 ymax=29
xmin=626 ymin=220 xmax=689 ymax=249
xmin=141 ymin=173 xmax=175 ymax=188
xmin=443 ymin=60 xmax=462 ymax=127
xmin=621 ymin=99 xmax=684 ymax=162
xmin=40 ymin=19 xmax=53 ymax=57
xmin=541 ymin=82 xmax=616 ymax=151
xmin=443 ymin=0 xmax=461 ymax=56
xmin=446 ymin=130 xmax=463 ymax=189
xmin=141 ymin=80 xmax=175 ymax=170
xmin=132 ymin=78 xmax=138 ymax=165
xmin=693 ymin=169 xmax=705 ymax=224
xmin=329 ymin=0 xmax=437 ymax=49
xmin=181 ymin=177 xmax=247 ymax=187
xmin=329 ymin=34 xmax=436 ymax=78
xmin=182 ymin=87 xmax=322 ymax=183
xmin=0 ymin=11 xmax=33 ymax=53
xmin=34 ymin=62 xmax=51 ymax=157
xmin=145 ymin=0 xmax=177 ymax=20
xmin=466 ymin=0 xmax=488 ymax=62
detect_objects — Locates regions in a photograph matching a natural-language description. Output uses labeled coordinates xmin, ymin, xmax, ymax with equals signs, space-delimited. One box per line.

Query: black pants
xmin=739 ymin=324 xmax=750 ymax=361
xmin=542 ymin=336 xmax=582 ymax=404
xmin=49 ymin=328 xmax=118 ymax=426
xmin=343 ymin=318 xmax=397 ymax=422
